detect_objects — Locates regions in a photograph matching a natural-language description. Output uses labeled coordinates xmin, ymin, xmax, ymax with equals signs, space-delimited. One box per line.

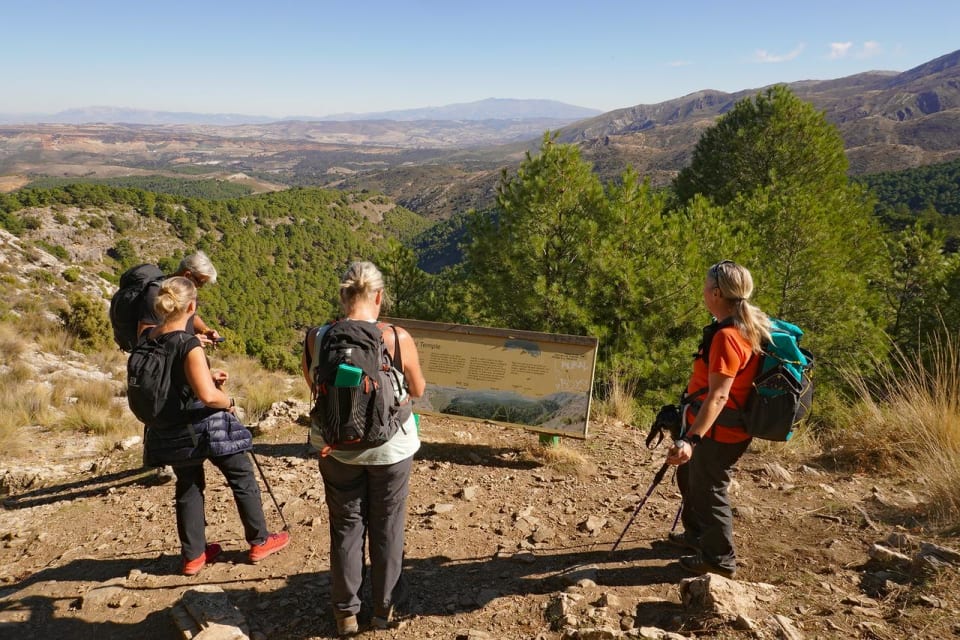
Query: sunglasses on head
xmin=710 ymin=260 xmax=735 ymax=280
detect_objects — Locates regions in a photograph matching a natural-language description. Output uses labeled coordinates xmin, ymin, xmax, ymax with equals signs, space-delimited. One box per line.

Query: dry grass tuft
xmin=826 ymin=332 xmax=960 ymax=522
xmin=87 ymin=348 xmax=127 ymax=377
xmin=36 ymin=327 xmax=76 ymax=355
xmin=0 ymin=381 xmax=56 ymax=452
xmin=752 ymin=423 xmax=821 ymax=462
xmin=60 ymin=401 xmax=137 ymax=436
xmin=238 ymin=377 xmax=289 ymax=423
xmin=523 ymin=441 xmax=596 ymax=478
xmin=0 ymin=322 xmax=25 ymax=363
xmin=213 ymin=354 xmax=295 ymax=423
xmin=5 ymin=360 xmax=33 ymax=384
xmin=72 ymin=379 xmax=121 ymax=409
xmin=591 ymin=369 xmax=637 ymax=424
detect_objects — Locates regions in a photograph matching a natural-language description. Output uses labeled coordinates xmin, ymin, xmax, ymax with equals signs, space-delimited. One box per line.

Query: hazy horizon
xmin=3 ymin=1 xmax=958 ymax=118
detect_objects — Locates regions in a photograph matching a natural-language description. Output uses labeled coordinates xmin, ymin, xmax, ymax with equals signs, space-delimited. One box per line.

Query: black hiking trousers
xmin=676 ymin=436 xmax=751 ymax=574
xmin=173 ymin=452 xmax=269 ymax=560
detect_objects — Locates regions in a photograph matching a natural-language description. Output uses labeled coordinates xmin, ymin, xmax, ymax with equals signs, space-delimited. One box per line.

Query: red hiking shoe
xmin=181 ymin=543 xmax=222 ymax=576
xmin=249 ymin=531 xmax=289 ymax=563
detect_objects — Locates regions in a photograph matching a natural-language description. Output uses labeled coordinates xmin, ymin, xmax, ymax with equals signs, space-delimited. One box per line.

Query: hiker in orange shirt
xmin=665 ymin=260 xmax=772 ymax=579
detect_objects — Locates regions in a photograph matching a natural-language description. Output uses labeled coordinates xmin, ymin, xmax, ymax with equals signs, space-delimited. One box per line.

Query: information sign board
xmin=383 ymin=318 xmax=598 ymax=438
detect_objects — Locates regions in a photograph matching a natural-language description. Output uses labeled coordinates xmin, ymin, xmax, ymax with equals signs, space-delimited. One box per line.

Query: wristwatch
xmin=680 ymin=433 xmax=702 ymax=446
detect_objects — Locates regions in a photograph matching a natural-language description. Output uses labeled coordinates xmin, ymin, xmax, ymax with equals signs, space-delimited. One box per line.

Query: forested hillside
xmin=857 ymin=157 xmax=960 ymax=241
xmin=0 ymin=184 xmax=429 ymax=370
xmin=4 ymin=86 xmax=960 ymax=415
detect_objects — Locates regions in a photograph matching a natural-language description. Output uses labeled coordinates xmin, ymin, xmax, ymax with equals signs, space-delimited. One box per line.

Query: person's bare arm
xmin=184 ymin=345 xmax=232 ymax=409
xmin=393 ymin=326 xmax=426 ymax=398
xmin=191 ymin=315 xmax=220 ymax=345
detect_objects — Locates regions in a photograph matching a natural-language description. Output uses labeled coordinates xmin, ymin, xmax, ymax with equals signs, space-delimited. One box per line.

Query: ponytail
xmin=709 ymin=261 xmax=771 ymax=353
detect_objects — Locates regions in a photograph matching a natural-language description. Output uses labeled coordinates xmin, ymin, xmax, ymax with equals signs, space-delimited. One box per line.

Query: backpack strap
xmin=307 ymin=323 xmax=333 ymax=391
xmin=390 ymin=325 xmax=403 ymax=372
xmin=682 ymin=321 xmax=755 ymax=429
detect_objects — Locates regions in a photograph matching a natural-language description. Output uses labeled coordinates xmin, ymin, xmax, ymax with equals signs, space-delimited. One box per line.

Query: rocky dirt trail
xmin=2 ymin=405 xmax=959 ymax=640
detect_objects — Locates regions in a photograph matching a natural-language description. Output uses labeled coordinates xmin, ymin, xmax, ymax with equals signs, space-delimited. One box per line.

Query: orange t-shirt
xmin=684 ymin=325 xmax=761 ymax=443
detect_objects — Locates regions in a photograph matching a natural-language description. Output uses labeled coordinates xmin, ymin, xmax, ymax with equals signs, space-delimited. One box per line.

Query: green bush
xmin=36 ymin=241 xmax=69 ymax=260
xmin=63 ymin=267 xmax=81 ymax=283
xmin=62 ymin=293 xmax=112 ymax=352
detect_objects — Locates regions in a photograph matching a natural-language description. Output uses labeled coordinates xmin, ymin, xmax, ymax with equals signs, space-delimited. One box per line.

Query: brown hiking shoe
xmin=679 ymin=553 xmax=735 ymax=579
xmin=664 ymin=531 xmax=700 ymax=551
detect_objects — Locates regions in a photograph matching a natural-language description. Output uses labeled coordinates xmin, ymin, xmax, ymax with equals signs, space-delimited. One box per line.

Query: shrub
xmin=826 ymin=332 xmax=960 ymax=523
xmin=109 ymin=214 xmax=132 ymax=233
xmin=62 ymin=293 xmax=112 ymax=352
xmin=35 ymin=240 xmax=69 ymax=260
xmin=63 ymin=267 xmax=81 ymax=283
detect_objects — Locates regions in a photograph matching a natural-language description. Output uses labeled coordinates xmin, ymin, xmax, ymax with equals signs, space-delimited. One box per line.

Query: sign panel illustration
xmin=383 ymin=318 xmax=598 ymax=438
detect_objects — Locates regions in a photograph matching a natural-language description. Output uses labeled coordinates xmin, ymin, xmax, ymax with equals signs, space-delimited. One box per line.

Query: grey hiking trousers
xmin=318 ymin=454 xmax=413 ymax=618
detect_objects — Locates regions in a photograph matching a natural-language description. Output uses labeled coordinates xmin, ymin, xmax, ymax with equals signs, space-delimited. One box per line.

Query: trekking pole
xmin=667 ymin=465 xmax=682 ymax=533
xmin=249 ymin=450 xmax=290 ymax=531
xmin=669 ymin=503 xmax=683 ymax=533
xmin=609 ymin=461 xmax=670 ymax=554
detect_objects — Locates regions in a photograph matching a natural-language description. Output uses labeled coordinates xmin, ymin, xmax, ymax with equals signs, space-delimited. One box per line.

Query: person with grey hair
xmin=138 ymin=250 xmax=221 ymax=346
xmin=136 ymin=251 xmax=221 ymax=483
xmin=664 ymin=260 xmax=772 ymax=579
xmin=301 ymin=261 xmax=426 ymax=636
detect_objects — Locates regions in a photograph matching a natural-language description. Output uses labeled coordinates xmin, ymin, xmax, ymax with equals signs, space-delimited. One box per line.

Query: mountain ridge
xmin=0 ymin=98 xmax=601 ymax=127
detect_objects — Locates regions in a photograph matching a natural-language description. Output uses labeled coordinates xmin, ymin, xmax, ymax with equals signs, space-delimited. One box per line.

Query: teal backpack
xmin=686 ymin=318 xmax=814 ymax=441
xmin=742 ymin=319 xmax=814 ymax=441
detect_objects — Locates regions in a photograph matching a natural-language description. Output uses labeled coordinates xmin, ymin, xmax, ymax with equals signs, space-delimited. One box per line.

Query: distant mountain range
xmin=0 ymin=98 xmax=601 ymax=126
xmin=309 ymin=98 xmax=602 ymax=122
xmin=560 ymin=48 xmax=960 ymax=179
xmin=2 ymin=48 xmax=960 ymax=222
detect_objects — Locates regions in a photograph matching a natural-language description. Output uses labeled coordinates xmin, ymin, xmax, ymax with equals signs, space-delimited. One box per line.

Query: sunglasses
xmin=710 ymin=260 xmax=735 ymax=291
xmin=187 ymin=272 xmax=208 ymax=289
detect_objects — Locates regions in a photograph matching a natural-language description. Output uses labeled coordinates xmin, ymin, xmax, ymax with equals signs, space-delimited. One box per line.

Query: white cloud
xmin=829 ymin=42 xmax=853 ymax=59
xmin=827 ymin=41 xmax=882 ymax=61
xmin=668 ymin=60 xmax=693 ymax=67
xmin=753 ymin=43 xmax=805 ymax=63
xmin=857 ymin=41 xmax=882 ymax=59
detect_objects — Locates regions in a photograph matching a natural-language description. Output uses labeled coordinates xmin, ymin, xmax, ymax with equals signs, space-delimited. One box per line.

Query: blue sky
xmin=3 ymin=1 xmax=958 ymax=117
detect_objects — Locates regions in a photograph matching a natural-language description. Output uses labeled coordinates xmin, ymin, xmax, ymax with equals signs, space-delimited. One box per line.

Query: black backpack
xmin=127 ymin=331 xmax=194 ymax=427
xmin=109 ymin=264 xmax=164 ymax=352
xmin=307 ymin=320 xmax=411 ymax=456
xmin=685 ymin=318 xmax=814 ymax=442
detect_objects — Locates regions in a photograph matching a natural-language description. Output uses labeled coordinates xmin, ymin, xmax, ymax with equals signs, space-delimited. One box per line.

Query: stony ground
xmin=2 ymin=408 xmax=959 ymax=640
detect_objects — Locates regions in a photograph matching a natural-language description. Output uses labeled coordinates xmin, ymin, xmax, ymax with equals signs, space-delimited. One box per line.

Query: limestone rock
xmin=680 ymin=574 xmax=778 ymax=620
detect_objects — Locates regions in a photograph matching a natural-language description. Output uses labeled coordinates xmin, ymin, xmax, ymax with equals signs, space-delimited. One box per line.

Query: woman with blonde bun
xmin=136 ymin=276 xmax=289 ymax=576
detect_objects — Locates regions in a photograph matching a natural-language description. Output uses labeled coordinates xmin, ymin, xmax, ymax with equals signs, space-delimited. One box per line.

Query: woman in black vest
xmin=139 ymin=276 xmax=289 ymax=576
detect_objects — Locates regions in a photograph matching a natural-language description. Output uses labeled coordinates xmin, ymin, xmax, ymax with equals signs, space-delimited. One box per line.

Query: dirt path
xmin=1 ymin=415 xmax=958 ymax=639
